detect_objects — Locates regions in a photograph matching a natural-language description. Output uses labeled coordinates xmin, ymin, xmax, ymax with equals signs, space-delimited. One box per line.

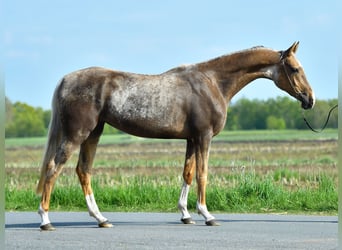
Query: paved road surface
xmin=5 ymin=212 xmax=337 ymax=249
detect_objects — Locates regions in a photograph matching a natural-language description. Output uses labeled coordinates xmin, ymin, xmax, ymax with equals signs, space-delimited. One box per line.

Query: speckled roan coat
xmin=36 ymin=42 xmax=315 ymax=230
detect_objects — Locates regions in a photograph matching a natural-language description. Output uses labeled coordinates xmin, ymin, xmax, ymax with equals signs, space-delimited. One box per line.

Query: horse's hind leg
xmin=76 ymin=123 xmax=112 ymax=228
xmin=39 ymin=139 xmax=77 ymax=231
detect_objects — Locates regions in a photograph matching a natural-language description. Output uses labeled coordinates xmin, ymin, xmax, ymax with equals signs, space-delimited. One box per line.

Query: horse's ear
xmin=290 ymin=41 xmax=299 ymax=53
xmin=281 ymin=41 xmax=300 ymax=59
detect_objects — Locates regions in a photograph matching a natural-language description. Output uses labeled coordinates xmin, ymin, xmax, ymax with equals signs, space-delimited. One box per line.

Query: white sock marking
xmin=178 ymin=182 xmax=191 ymax=219
xmin=38 ymin=203 xmax=51 ymax=226
xmin=197 ymin=202 xmax=215 ymax=222
xmin=85 ymin=194 xmax=107 ymax=223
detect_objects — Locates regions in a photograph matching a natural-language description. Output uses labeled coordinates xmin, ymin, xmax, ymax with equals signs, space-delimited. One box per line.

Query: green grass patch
xmin=211 ymin=172 xmax=337 ymax=213
xmin=5 ymin=171 xmax=337 ymax=214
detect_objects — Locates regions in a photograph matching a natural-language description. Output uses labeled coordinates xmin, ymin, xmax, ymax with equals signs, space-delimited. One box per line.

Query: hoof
xmin=40 ymin=223 xmax=56 ymax=231
xmin=98 ymin=221 xmax=113 ymax=228
xmin=205 ymin=220 xmax=220 ymax=226
xmin=181 ymin=218 xmax=196 ymax=225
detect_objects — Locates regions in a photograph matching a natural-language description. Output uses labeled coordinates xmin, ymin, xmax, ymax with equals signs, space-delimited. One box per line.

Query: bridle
xmin=280 ymin=54 xmax=337 ymax=133
xmin=280 ymin=55 xmax=302 ymax=99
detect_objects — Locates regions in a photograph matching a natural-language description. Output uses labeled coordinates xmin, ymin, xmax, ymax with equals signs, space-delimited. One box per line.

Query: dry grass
xmin=5 ymin=138 xmax=337 ymax=189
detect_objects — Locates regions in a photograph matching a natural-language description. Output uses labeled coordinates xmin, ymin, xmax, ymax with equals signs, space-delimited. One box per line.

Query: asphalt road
xmin=5 ymin=212 xmax=337 ymax=249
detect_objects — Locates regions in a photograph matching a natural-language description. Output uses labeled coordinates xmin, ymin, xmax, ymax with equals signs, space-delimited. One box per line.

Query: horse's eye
xmin=291 ymin=67 xmax=299 ymax=73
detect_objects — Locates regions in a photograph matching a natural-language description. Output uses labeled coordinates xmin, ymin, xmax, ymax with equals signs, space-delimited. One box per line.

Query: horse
xmin=36 ymin=42 xmax=315 ymax=230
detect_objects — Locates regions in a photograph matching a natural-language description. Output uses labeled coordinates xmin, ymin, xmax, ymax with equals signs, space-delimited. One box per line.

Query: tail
xmin=36 ymin=80 xmax=63 ymax=195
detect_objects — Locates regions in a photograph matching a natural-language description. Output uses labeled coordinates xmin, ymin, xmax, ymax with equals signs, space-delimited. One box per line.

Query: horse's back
xmin=103 ymin=69 xmax=192 ymax=138
xmin=55 ymin=67 xmax=191 ymax=138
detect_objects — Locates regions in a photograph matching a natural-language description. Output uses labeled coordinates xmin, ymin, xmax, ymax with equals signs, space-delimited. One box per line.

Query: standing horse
xmin=37 ymin=42 xmax=314 ymax=230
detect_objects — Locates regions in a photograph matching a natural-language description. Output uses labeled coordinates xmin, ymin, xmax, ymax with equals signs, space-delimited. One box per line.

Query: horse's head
xmin=275 ymin=42 xmax=315 ymax=109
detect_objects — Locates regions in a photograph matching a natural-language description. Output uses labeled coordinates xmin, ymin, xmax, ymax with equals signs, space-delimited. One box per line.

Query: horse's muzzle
xmin=299 ymin=93 xmax=315 ymax=110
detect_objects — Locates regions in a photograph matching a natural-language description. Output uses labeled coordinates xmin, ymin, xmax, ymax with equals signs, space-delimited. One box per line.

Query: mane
xmin=164 ymin=46 xmax=276 ymax=74
xmin=194 ymin=45 xmax=282 ymax=73
xmin=205 ymin=45 xmax=273 ymax=63
xmin=226 ymin=45 xmax=266 ymax=55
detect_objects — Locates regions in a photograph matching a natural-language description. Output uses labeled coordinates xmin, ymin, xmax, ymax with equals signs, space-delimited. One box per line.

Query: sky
xmin=4 ymin=0 xmax=338 ymax=109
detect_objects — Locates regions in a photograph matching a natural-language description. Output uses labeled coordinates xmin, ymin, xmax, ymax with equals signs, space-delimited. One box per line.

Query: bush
xmin=266 ymin=116 xmax=286 ymax=130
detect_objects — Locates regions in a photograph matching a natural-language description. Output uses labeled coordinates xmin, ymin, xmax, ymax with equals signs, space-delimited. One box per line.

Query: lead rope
xmin=302 ymin=104 xmax=338 ymax=133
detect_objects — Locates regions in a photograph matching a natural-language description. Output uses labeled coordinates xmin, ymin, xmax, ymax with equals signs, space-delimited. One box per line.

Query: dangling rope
xmin=302 ymin=104 xmax=338 ymax=133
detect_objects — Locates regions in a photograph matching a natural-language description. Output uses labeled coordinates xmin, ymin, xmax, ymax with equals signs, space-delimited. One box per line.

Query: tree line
xmin=5 ymin=96 xmax=338 ymax=138
xmin=225 ymin=97 xmax=338 ymax=130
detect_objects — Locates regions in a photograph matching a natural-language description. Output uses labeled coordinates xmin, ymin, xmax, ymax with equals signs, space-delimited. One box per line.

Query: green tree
xmin=227 ymin=98 xmax=268 ymax=130
xmin=43 ymin=110 xmax=51 ymax=129
xmin=266 ymin=115 xmax=286 ymax=130
xmin=5 ymin=101 xmax=46 ymax=137
xmin=264 ymin=96 xmax=302 ymax=129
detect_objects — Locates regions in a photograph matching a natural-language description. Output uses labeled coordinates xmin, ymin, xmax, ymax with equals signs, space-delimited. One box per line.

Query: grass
xmin=5 ymin=171 xmax=337 ymax=214
xmin=5 ymin=129 xmax=338 ymax=214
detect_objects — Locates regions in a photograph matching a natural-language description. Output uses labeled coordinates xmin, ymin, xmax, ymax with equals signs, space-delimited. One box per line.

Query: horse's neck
xmin=198 ymin=48 xmax=281 ymax=102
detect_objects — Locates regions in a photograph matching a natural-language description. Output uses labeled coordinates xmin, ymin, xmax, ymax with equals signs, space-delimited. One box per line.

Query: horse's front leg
xmin=178 ymin=140 xmax=196 ymax=224
xmin=76 ymin=133 xmax=112 ymax=228
xmin=195 ymin=135 xmax=219 ymax=226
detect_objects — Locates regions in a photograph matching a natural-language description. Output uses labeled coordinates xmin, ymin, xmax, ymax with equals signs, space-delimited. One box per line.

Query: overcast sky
xmin=4 ymin=0 xmax=338 ymax=109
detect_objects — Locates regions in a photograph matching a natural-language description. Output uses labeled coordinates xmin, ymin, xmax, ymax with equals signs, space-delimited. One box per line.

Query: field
xmin=5 ymin=130 xmax=338 ymax=214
